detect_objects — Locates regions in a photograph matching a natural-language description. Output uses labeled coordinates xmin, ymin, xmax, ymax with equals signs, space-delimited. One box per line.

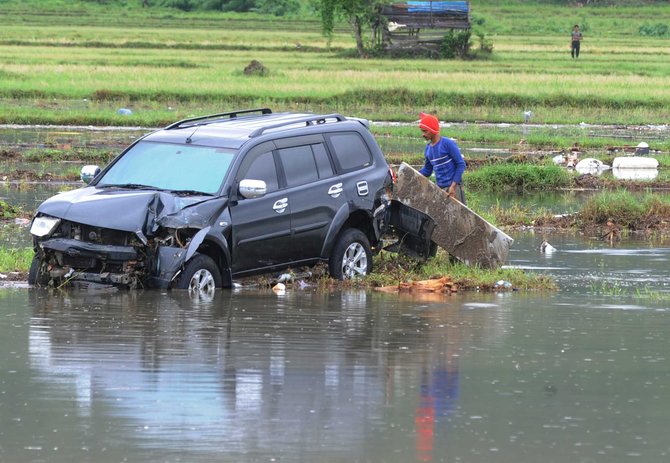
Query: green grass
xmin=488 ymin=189 xmax=670 ymax=232
xmin=0 ymin=1 xmax=669 ymax=125
xmin=0 ymin=199 xmax=24 ymax=219
xmin=579 ymin=189 xmax=670 ymax=229
xmin=0 ymin=247 xmax=33 ymax=273
xmin=21 ymin=147 xmax=116 ymax=162
xmin=372 ymin=125 xmax=670 ymax=156
xmin=465 ymin=164 xmax=573 ymax=192
xmin=366 ymin=250 xmax=557 ymax=291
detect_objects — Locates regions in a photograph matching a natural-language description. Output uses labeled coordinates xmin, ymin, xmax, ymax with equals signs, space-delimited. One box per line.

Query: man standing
xmin=418 ymin=112 xmax=467 ymax=204
xmin=571 ymin=24 xmax=583 ymax=58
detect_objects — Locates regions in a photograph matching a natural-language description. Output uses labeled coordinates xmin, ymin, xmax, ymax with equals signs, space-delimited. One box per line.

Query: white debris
xmin=540 ymin=240 xmax=556 ymax=253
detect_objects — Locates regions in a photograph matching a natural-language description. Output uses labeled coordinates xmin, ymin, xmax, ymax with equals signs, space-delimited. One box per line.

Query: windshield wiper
xmin=168 ymin=189 xmax=213 ymax=196
xmin=99 ymin=183 xmax=158 ymax=190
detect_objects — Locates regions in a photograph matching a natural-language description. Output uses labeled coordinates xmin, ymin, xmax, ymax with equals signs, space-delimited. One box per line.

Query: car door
xmin=229 ymin=143 xmax=293 ymax=273
xmin=275 ymin=135 xmax=344 ymax=262
xmin=326 ymin=131 xmax=377 ymax=212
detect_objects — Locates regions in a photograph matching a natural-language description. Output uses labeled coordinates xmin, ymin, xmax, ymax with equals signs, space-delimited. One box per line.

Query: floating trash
xmin=540 ymin=240 xmax=556 ymax=253
xmin=575 ymin=158 xmax=610 ymax=175
xmin=636 ymin=141 xmax=650 ymax=155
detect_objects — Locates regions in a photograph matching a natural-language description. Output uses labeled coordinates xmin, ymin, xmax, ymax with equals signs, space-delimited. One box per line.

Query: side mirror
xmin=80 ymin=165 xmax=101 ymax=184
xmin=239 ymin=179 xmax=267 ymax=199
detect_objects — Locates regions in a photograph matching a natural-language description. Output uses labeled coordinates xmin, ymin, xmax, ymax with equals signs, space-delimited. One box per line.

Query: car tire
xmin=28 ymin=255 xmax=49 ymax=286
xmin=329 ymin=228 xmax=373 ymax=280
xmin=173 ymin=253 xmax=222 ymax=295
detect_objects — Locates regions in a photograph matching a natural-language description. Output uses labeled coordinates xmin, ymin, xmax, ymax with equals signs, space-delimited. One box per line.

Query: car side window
xmin=244 ymin=150 xmax=279 ymax=193
xmin=327 ymin=132 xmax=372 ymax=173
xmin=278 ymin=145 xmax=319 ymax=187
xmin=312 ymin=143 xmax=334 ymax=179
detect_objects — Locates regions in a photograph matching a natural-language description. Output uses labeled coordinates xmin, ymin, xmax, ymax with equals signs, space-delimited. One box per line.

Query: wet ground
xmin=1 ymin=125 xmax=670 ymax=462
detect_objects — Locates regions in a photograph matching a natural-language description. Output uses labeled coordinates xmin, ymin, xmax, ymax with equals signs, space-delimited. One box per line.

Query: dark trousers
xmin=571 ymin=41 xmax=581 ymax=58
xmin=443 ymin=184 xmax=466 ymax=205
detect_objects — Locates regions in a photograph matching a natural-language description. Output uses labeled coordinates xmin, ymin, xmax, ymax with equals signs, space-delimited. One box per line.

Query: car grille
xmin=57 ymin=221 xmax=137 ymax=246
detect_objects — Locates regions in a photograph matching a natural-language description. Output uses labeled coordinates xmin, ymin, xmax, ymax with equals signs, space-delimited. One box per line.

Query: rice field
xmin=0 ymin=0 xmax=669 ymax=126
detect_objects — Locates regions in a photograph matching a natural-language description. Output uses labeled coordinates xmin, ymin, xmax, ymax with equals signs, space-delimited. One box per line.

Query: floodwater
xmin=1 ymin=125 xmax=670 ymax=462
xmin=2 ymin=242 xmax=670 ymax=462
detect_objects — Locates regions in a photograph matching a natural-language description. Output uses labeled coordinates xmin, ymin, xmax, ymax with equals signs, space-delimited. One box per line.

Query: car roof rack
xmin=165 ymin=108 xmax=273 ymax=130
xmin=248 ymin=113 xmax=347 ymax=138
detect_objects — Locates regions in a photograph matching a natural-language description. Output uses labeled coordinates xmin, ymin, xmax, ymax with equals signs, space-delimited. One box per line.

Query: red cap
xmin=419 ymin=113 xmax=440 ymax=134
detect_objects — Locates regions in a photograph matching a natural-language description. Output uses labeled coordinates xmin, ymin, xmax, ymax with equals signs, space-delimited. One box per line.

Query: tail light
xmin=388 ymin=165 xmax=397 ymax=183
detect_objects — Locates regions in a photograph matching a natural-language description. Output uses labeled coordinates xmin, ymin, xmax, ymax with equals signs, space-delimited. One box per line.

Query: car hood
xmin=37 ymin=187 xmax=227 ymax=233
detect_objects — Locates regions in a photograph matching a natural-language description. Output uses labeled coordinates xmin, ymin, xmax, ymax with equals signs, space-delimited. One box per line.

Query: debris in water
xmin=272 ymin=282 xmax=286 ymax=294
xmin=636 ymin=141 xmax=650 ymax=155
xmin=540 ymin=240 xmax=556 ymax=253
xmin=376 ymin=276 xmax=458 ymax=294
xmin=494 ymin=280 xmax=512 ymax=289
xmin=602 ymin=220 xmax=621 ymax=243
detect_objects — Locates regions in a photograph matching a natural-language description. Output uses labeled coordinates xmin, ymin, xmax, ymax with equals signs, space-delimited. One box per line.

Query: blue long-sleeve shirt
xmin=419 ymin=136 xmax=466 ymax=188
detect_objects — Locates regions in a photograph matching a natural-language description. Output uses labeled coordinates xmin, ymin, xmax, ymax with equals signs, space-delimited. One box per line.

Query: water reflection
xmin=18 ymin=288 xmax=506 ymax=462
xmin=0 ymin=277 xmax=668 ymax=461
xmin=509 ymin=231 xmax=670 ymax=294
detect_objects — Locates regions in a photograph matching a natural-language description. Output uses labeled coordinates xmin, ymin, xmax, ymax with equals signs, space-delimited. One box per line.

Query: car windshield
xmin=97 ymin=141 xmax=236 ymax=195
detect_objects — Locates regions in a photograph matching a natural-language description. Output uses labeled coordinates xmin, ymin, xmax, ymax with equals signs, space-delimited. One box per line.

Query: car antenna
xmin=185 ymin=124 xmax=201 ymax=144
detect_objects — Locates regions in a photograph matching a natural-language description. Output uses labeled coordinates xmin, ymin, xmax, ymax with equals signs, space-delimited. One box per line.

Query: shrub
xmin=441 ymin=30 xmax=471 ymax=59
xmin=639 ymin=23 xmax=669 ymax=37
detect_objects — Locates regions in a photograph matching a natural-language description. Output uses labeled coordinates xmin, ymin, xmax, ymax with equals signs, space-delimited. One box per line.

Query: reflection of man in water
xmin=415 ymin=337 xmax=460 ymax=461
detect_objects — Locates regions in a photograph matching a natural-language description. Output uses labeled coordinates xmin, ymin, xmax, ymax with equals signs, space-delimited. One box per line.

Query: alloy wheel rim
xmin=342 ymin=242 xmax=367 ymax=279
xmin=188 ymin=269 xmax=216 ymax=297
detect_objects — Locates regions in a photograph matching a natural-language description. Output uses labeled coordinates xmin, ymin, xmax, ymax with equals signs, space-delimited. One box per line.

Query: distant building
xmin=381 ymin=1 xmax=471 ymax=53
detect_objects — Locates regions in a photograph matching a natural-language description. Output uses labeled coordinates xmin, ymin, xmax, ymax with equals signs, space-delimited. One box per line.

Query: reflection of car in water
xmin=25 ymin=290 xmax=515 ymax=460
xmin=28 ymin=109 xmax=433 ymax=292
xmin=27 ymin=290 xmax=391 ymax=455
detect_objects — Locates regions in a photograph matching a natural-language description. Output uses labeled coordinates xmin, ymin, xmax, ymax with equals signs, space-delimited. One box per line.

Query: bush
xmin=476 ymin=32 xmax=493 ymax=54
xmin=639 ymin=23 xmax=669 ymax=37
xmin=441 ymin=30 xmax=471 ymax=59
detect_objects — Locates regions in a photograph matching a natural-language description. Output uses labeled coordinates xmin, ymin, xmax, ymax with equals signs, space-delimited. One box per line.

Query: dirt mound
xmin=244 ymin=60 xmax=268 ymax=76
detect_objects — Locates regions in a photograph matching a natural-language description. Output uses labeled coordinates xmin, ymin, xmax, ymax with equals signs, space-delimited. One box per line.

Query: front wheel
xmin=173 ymin=253 xmax=222 ymax=296
xmin=28 ymin=255 xmax=50 ymax=286
xmin=328 ymin=228 xmax=373 ymax=280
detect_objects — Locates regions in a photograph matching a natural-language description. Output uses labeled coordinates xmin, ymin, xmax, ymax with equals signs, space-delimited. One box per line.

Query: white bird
xmin=523 ymin=110 xmax=532 ymax=123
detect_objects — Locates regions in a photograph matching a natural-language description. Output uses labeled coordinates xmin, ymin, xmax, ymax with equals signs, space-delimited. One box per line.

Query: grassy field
xmin=0 ymin=0 xmax=669 ymax=126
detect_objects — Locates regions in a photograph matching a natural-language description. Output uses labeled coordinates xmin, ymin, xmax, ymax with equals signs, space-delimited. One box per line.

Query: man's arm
xmin=418 ymin=151 xmax=433 ymax=177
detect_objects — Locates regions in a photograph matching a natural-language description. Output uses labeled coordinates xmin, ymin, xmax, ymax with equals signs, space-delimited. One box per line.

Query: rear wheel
xmin=329 ymin=228 xmax=373 ymax=280
xmin=28 ymin=255 xmax=49 ymax=286
xmin=173 ymin=253 xmax=222 ymax=296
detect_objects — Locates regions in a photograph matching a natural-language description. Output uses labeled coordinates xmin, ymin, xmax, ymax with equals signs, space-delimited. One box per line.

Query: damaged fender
xmin=153 ymin=227 xmax=211 ymax=288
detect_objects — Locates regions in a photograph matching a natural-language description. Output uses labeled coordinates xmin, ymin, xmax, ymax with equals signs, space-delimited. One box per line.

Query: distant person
xmin=418 ymin=113 xmax=467 ymax=204
xmin=571 ymin=24 xmax=583 ymax=58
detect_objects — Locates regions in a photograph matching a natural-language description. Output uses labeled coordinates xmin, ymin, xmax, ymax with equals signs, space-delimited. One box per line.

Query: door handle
xmin=356 ymin=181 xmax=369 ymax=196
xmin=328 ymin=183 xmax=343 ymax=198
xmin=273 ymin=197 xmax=288 ymax=214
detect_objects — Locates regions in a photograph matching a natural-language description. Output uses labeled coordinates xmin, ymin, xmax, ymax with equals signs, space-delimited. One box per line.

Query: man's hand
xmin=447 ymin=182 xmax=458 ymax=198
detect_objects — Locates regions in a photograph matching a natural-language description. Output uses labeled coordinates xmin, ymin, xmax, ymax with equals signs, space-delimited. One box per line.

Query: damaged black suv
xmin=29 ymin=108 xmax=432 ymax=291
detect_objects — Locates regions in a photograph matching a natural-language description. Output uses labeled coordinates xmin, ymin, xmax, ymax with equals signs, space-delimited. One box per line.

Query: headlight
xmin=30 ymin=216 xmax=61 ymax=238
